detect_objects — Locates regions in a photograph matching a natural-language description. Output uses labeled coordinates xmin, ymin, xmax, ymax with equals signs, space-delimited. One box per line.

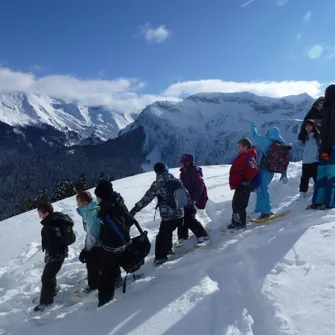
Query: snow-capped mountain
xmin=0 ymin=92 xmax=134 ymax=145
xmin=120 ymin=92 xmax=314 ymax=169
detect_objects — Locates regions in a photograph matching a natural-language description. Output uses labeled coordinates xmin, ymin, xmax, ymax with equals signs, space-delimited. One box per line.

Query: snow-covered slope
xmin=0 ymin=92 xmax=134 ymax=142
xmin=1 ymin=162 xmax=334 ymax=335
xmin=120 ymin=92 xmax=314 ymax=168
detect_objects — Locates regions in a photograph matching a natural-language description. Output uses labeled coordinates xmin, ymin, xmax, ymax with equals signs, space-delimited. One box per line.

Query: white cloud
xmin=139 ymin=24 xmax=170 ymax=43
xmin=307 ymin=45 xmax=324 ymax=60
xmin=277 ymin=0 xmax=288 ymax=6
xmin=163 ymin=80 xmax=322 ymax=98
xmin=0 ymin=68 xmax=326 ymax=115
xmin=303 ymin=11 xmax=312 ymax=21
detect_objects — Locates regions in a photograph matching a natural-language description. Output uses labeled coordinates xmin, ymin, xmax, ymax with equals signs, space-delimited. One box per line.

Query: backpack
xmin=247 ymin=157 xmax=262 ymax=192
xmin=164 ymin=179 xmax=189 ymax=210
xmin=196 ymin=184 xmax=209 ymax=209
xmin=262 ymin=142 xmax=292 ymax=173
xmin=119 ymin=219 xmax=151 ymax=293
xmin=60 ymin=214 xmax=76 ymax=246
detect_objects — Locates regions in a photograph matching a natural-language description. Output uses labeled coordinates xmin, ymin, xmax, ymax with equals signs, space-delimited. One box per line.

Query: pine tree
xmin=35 ymin=188 xmax=49 ymax=206
xmin=75 ymin=174 xmax=88 ymax=192
xmin=21 ymin=198 xmax=35 ymax=212
xmin=98 ymin=172 xmax=106 ymax=184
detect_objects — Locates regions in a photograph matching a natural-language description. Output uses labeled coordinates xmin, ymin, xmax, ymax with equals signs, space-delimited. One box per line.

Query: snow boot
xmin=306 ymin=203 xmax=326 ymax=210
xmin=83 ymin=286 xmax=97 ymax=294
xmin=257 ymin=212 xmax=274 ymax=220
xmin=227 ymin=223 xmax=246 ymax=230
xmin=153 ymin=258 xmax=167 ymax=267
xmin=299 ymin=192 xmax=308 ymax=199
xmin=167 ymin=248 xmax=175 ymax=256
xmin=197 ymin=236 xmax=209 ymax=244
xmin=34 ymin=303 xmax=51 ymax=312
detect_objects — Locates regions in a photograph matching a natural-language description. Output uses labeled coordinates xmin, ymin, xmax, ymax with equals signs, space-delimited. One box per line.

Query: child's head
xmin=37 ymin=202 xmax=54 ymax=220
xmin=237 ymin=138 xmax=252 ymax=154
xmin=76 ymin=191 xmax=93 ymax=208
xmin=304 ymin=119 xmax=319 ymax=135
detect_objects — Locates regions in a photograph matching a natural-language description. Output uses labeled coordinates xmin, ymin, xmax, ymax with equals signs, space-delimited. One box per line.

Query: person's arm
xmin=130 ymin=181 xmax=158 ymax=215
xmin=250 ymin=122 xmax=265 ymax=145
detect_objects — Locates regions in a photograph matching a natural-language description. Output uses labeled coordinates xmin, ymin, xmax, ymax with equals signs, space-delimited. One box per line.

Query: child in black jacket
xmin=34 ymin=202 xmax=73 ymax=312
xmin=94 ymin=181 xmax=134 ymax=307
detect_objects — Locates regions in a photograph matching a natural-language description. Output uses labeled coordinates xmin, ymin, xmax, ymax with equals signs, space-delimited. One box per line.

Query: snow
xmin=120 ymin=92 xmax=313 ymax=167
xmin=0 ymin=162 xmax=334 ymax=334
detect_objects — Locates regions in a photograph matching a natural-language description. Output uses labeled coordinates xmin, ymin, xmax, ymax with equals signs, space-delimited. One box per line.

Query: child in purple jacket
xmin=178 ymin=153 xmax=209 ymax=245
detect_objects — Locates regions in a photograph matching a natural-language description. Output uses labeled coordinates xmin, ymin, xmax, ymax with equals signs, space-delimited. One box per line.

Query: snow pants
xmin=86 ymin=247 xmax=104 ymax=290
xmin=255 ymin=166 xmax=274 ymax=214
xmin=98 ymin=250 xmax=125 ymax=305
xmin=155 ymin=218 xmax=183 ymax=261
xmin=312 ymin=148 xmax=335 ymax=207
xmin=40 ymin=260 xmax=63 ymax=304
xmin=177 ymin=207 xmax=208 ymax=240
xmin=232 ymin=183 xmax=251 ymax=228
xmin=299 ymin=163 xmax=318 ymax=193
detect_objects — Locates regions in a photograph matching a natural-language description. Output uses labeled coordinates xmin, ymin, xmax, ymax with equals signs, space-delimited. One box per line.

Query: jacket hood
xmin=41 ymin=212 xmax=73 ymax=227
xmin=156 ymin=171 xmax=175 ymax=183
xmin=266 ymin=127 xmax=285 ymax=142
xmin=77 ymin=199 xmax=99 ymax=218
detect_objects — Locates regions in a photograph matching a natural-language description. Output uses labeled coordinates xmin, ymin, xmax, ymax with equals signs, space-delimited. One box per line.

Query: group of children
xmin=34 ymin=84 xmax=335 ymax=313
xmin=34 ymin=154 xmax=209 ymax=311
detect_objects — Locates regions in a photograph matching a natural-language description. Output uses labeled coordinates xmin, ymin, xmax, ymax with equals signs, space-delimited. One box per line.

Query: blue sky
xmin=0 ymin=0 xmax=334 ymax=111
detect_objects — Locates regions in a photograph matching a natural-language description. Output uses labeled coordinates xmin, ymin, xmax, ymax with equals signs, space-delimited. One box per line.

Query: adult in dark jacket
xmin=308 ymin=85 xmax=335 ymax=209
xmin=34 ymin=202 xmax=72 ymax=312
xmin=130 ymin=162 xmax=187 ymax=266
xmin=95 ymin=181 xmax=133 ymax=307
xmin=303 ymin=96 xmax=324 ymax=129
xmin=178 ymin=153 xmax=208 ymax=244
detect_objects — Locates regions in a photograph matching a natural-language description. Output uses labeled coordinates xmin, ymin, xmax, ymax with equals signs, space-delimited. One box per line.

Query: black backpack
xmin=60 ymin=214 xmax=76 ymax=246
xmin=120 ymin=219 xmax=151 ymax=293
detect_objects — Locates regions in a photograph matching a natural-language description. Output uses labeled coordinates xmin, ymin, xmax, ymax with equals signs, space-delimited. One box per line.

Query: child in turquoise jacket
xmin=250 ymin=122 xmax=288 ymax=219
xmin=76 ymin=191 xmax=103 ymax=293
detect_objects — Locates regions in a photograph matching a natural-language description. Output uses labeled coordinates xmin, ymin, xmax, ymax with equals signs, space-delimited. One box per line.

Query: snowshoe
xmin=306 ymin=203 xmax=326 ymax=210
xmin=153 ymin=258 xmax=167 ymax=267
xmin=83 ymin=286 xmax=97 ymax=294
xmin=197 ymin=236 xmax=209 ymax=244
xmin=115 ymin=276 xmax=123 ymax=289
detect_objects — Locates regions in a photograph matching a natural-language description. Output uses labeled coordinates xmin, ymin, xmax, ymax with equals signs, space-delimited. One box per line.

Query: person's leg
xmin=86 ymin=247 xmax=101 ymax=290
xmin=299 ymin=164 xmax=310 ymax=193
xmin=324 ymin=149 xmax=335 ymax=208
xmin=40 ymin=261 xmax=63 ymax=305
xmin=256 ymin=168 xmax=274 ymax=215
xmin=98 ymin=251 xmax=119 ymax=307
xmin=155 ymin=219 xmax=182 ymax=261
xmin=183 ymin=209 xmax=208 ymax=238
xmin=311 ymin=162 xmax=318 ymax=184
xmin=177 ymin=217 xmax=189 ymax=241
xmin=231 ymin=184 xmax=251 ymax=228
xmin=312 ymin=155 xmax=328 ymax=205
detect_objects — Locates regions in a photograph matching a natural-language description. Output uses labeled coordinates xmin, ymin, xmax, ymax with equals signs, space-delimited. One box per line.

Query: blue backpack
xmin=164 ymin=179 xmax=189 ymax=210
xmin=247 ymin=157 xmax=262 ymax=192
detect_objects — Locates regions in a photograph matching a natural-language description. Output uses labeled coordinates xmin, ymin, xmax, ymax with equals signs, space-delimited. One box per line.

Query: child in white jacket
xmin=298 ymin=119 xmax=320 ymax=197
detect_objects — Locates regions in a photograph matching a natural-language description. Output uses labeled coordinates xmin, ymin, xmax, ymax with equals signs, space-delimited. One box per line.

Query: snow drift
xmin=0 ymin=162 xmax=334 ymax=334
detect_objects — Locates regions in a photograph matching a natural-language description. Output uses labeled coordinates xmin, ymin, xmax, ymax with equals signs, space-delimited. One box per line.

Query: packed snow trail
xmin=1 ymin=163 xmax=335 ymax=334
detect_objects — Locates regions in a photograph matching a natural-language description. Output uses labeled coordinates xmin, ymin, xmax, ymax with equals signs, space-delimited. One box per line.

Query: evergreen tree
xmin=98 ymin=172 xmax=106 ymax=184
xmin=52 ymin=180 xmax=76 ymax=201
xmin=35 ymin=188 xmax=49 ymax=206
xmin=75 ymin=173 xmax=89 ymax=192
xmin=21 ymin=198 xmax=35 ymax=212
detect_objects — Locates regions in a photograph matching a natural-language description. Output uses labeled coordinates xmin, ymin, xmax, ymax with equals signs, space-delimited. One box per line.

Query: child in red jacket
xmin=228 ymin=138 xmax=258 ymax=230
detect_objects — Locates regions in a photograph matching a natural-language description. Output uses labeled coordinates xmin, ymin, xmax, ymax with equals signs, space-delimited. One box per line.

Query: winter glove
xmin=321 ymin=145 xmax=332 ymax=160
xmin=79 ymin=249 xmax=88 ymax=263
xmin=280 ymin=176 xmax=288 ymax=184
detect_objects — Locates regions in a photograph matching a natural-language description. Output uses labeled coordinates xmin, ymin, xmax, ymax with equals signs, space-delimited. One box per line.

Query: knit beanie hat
xmin=180 ymin=153 xmax=194 ymax=164
xmin=154 ymin=162 xmax=168 ymax=175
xmin=94 ymin=181 xmax=114 ymax=200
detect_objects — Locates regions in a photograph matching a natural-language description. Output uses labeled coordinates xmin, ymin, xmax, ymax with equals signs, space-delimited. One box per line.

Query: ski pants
xmin=155 ymin=218 xmax=183 ymax=261
xmin=313 ymin=148 xmax=335 ymax=207
xmin=98 ymin=250 xmax=124 ymax=305
xmin=255 ymin=166 xmax=274 ymax=214
xmin=86 ymin=247 xmax=103 ymax=290
xmin=299 ymin=162 xmax=318 ymax=193
xmin=178 ymin=207 xmax=208 ymax=240
xmin=40 ymin=260 xmax=63 ymax=304
xmin=232 ymin=183 xmax=251 ymax=228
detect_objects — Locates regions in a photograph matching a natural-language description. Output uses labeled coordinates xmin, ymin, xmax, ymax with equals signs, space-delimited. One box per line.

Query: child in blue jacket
xmin=298 ymin=119 xmax=320 ymax=197
xmin=250 ymin=122 xmax=288 ymax=220
xmin=76 ymin=191 xmax=104 ymax=293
